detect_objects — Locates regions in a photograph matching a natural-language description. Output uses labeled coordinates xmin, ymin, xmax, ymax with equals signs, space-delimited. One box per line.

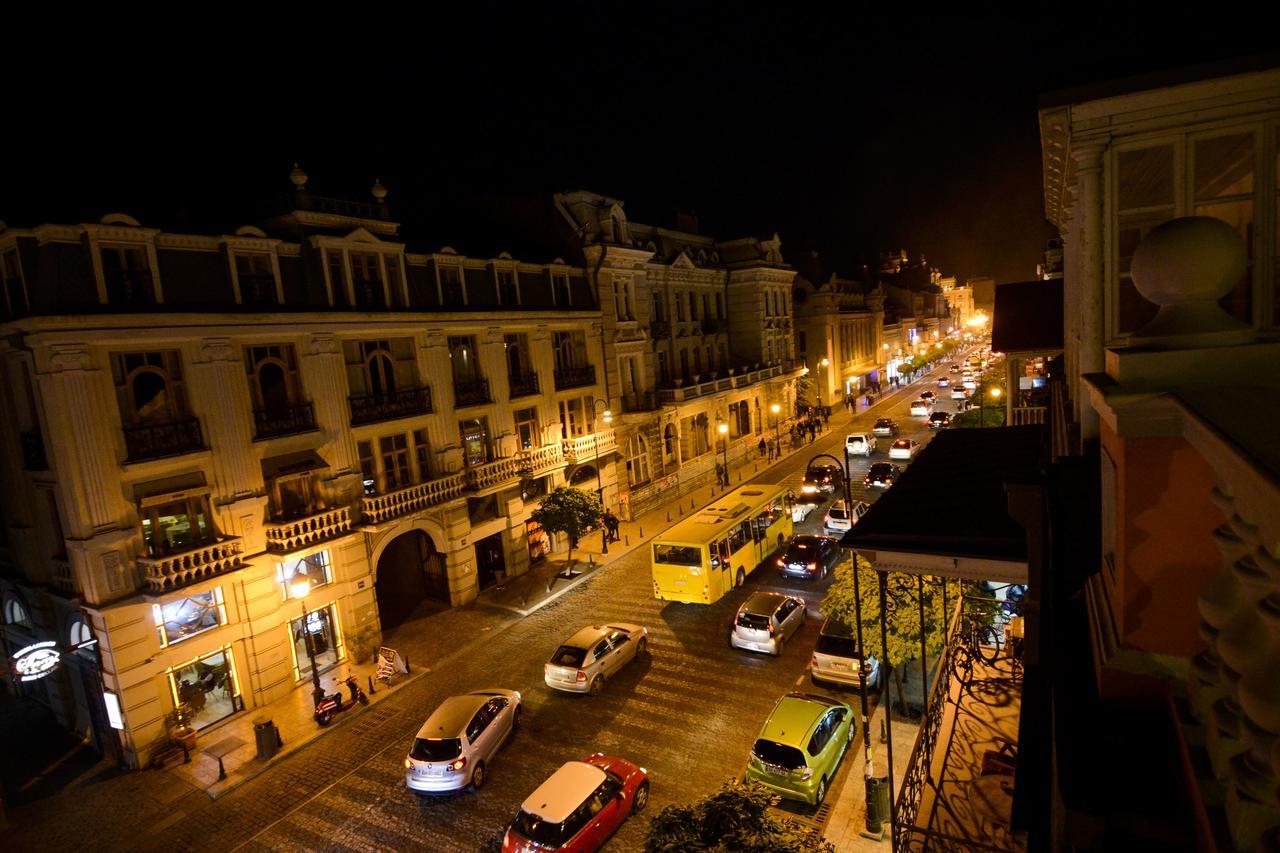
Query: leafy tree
xmin=821 ymin=555 xmax=970 ymax=712
xmin=644 ymin=780 xmax=834 ymax=853
xmin=530 ymin=485 xmax=602 ymax=565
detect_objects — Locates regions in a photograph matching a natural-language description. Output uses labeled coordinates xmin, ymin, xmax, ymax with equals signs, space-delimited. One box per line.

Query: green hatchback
xmin=744 ymin=692 xmax=854 ymax=805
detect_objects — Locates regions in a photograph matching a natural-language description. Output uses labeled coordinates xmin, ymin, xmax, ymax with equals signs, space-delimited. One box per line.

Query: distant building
xmin=791 ymin=260 xmax=885 ymax=405
xmin=1036 ymin=237 xmax=1064 ymax=280
xmin=965 ymin=275 xmax=997 ymax=317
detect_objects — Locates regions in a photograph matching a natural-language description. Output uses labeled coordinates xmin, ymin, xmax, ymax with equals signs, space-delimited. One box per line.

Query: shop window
xmin=153 ymin=588 xmax=226 ymax=647
xmin=168 ymin=646 xmax=242 ymax=731
xmin=277 ymin=551 xmax=333 ymax=599
xmin=290 ymin=604 xmax=343 ymax=682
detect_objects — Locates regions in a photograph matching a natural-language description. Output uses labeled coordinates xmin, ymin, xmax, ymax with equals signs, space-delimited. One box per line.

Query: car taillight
xmin=807 ymin=562 xmax=817 ymax=571
xmin=404 ymin=758 xmax=412 ymax=769
xmin=576 ymin=670 xmax=587 ymax=682
xmin=777 ymin=558 xmax=785 ymax=567
xmin=768 ymin=623 xmax=776 ymax=636
xmin=448 ymin=756 xmax=467 ymax=772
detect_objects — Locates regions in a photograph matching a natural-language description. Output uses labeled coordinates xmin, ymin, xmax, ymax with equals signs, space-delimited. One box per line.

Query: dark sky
xmin=3 ymin=10 xmax=1276 ymax=284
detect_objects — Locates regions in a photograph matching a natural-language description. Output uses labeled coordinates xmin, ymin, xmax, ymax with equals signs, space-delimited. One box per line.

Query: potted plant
xmin=166 ymin=702 xmax=198 ymax=751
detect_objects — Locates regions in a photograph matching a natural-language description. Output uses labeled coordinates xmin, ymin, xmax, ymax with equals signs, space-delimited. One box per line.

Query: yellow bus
xmin=650 ymin=484 xmax=793 ymax=604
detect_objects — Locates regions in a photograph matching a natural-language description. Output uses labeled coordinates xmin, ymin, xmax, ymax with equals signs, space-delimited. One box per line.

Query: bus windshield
xmin=653 ymin=544 xmax=702 ymax=565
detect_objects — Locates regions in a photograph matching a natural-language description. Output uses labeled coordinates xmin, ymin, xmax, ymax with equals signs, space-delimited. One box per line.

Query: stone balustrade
xmin=361 ymin=473 xmax=467 ymax=525
xmin=1011 ymin=406 xmax=1047 ymax=425
xmin=264 ymin=506 xmax=354 ymax=554
xmin=657 ymin=364 xmax=785 ymax=403
xmin=139 ymin=537 xmax=244 ymax=593
xmin=563 ymin=429 xmax=616 ymax=463
xmin=519 ymin=443 xmax=564 ymax=475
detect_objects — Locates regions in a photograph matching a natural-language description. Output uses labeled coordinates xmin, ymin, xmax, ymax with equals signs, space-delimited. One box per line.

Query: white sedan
xmin=909 ymin=399 xmax=931 ymax=417
xmin=888 ymin=438 xmax=920 ymax=460
xmin=937 ymin=378 xmax=950 ymax=388
xmin=951 ymin=387 xmax=968 ymax=401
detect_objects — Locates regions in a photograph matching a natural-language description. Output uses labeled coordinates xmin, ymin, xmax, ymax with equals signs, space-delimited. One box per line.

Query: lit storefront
xmin=289 ymin=602 xmax=344 ymax=682
xmin=164 ymin=644 xmax=244 ymax=731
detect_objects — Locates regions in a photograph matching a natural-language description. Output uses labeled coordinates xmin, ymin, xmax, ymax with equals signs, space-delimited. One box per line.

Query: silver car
xmin=405 ymin=689 xmax=521 ymax=794
xmin=810 ymin=618 xmax=881 ymax=691
xmin=544 ymin=623 xmax=649 ymax=695
xmin=730 ymin=592 xmax=807 ymax=656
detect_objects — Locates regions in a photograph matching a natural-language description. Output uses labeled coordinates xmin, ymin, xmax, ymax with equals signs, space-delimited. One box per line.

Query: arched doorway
xmin=375 ymin=530 xmax=449 ymax=629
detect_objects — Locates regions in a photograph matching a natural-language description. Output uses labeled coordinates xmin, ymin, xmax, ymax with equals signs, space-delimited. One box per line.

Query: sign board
xmin=378 ymin=646 xmax=408 ymax=674
xmin=13 ymin=641 xmax=61 ymax=682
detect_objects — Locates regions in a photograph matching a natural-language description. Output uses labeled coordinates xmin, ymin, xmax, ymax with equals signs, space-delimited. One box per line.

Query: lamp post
xmin=808 ymin=450 xmax=875 ymax=829
xmin=982 ymin=386 xmax=1002 ymax=427
xmin=818 ymin=357 xmax=830 ymax=407
xmin=770 ymin=403 xmax=781 ymax=452
xmin=289 ymin=567 xmax=327 ymax=707
xmin=717 ymin=418 xmax=729 ymax=487
xmin=589 ymin=399 xmax=613 ymax=554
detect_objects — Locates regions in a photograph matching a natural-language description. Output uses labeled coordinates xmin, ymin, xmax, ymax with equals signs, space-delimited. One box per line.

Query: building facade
xmin=792 ymin=272 xmax=886 ymax=404
xmin=0 ymin=175 xmax=618 ymax=767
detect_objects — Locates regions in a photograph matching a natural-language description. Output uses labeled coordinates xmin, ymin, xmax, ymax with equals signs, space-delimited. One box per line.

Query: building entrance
xmin=474 ymin=533 xmax=505 ymax=590
xmin=375 ymin=530 xmax=449 ymax=628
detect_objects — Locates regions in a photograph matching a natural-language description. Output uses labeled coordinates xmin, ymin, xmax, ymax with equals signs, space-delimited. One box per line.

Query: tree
xmin=821 ymin=555 xmax=971 ymax=712
xmin=644 ymin=780 xmax=834 ymax=853
xmin=530 ymin=485 xmax=602 ymax=565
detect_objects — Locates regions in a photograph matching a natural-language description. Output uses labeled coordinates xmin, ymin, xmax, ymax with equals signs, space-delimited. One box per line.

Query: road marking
xmin=795 ymin=675 xmax=804 ymax=685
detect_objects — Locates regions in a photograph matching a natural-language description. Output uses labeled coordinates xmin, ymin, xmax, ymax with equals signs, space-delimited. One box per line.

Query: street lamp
xmin=808 ymin=450 xmax=876 ymax=830
xmin=589 ymin=399 xmax=613 ymax=554
xmin=982 ymin=386 xmax=1002 ymax=427
xmin=289 ymin=566 xmax=327 ymax=707
xmin=770 ymin=403 xmax=781 ymax=452
xmin=817 ymin=357 xmax=830 ymax=407
xmin=717 ymin=418 xmax=730 ymax=487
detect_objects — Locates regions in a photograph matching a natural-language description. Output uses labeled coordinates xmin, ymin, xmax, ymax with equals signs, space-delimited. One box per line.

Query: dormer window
xmin=552 ymin=272 xmax=571 ymax=306
xmin=233 ymin=252 xmax=279 ymax=306
xmin=101 ymin=245 xmax=155 ymax=306
xmin=351 ymin=251 xmax=386 ymax=308
xmin=497 ymin=269 xmax=519 ymax=306
xmin=440 ymin=265 xmax=464 ymax=305
xmin=326 ymin=249 xmax=349 ymax=307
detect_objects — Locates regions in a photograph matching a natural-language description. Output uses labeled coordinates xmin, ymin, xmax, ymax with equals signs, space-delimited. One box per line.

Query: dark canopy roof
xmin=992 ymin=279 xmax=1064 ymax=355
xmin=841 ymin=425 xmax=1043 ymax=563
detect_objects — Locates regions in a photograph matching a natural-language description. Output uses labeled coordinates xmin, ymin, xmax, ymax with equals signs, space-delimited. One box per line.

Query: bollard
xmin=880 ymin=717 xmax=888 ymax=743
xmin=275 ymin=725 xmax=283 ymax=749
xmin=666 ymin=511 xmax=671 ymax=522
xmin=216 ymin=755 xmax=228 ymax=781
xmin=638 ymin=525 xmax=644 ymax=538
xmin=404 ymin=656 xmax=410 ymax=673
xmin=589 ymin=554 xmax=595 ymax=566
xmin=368 ymin=675 xmax=376 ymax=695
xmin=624 ymin=535 xmax=629 ymax=546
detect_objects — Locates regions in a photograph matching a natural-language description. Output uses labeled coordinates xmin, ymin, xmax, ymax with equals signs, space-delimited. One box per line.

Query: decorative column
xmin=299 ymin=333 xmax=360 ymax=500
xmin=1071 ymin=142 xmax=1106 ymax=448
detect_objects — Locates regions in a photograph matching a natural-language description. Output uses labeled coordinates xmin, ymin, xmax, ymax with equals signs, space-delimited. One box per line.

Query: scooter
xmin=314 ymin=675 xmax=370 ymax=726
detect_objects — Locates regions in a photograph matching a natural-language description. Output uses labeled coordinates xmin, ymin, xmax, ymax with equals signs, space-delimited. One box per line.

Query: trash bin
xmin=865 ymin=775 xmax=891 ymax=833
xmin=254 ymin=716 xmax=278 ymax=760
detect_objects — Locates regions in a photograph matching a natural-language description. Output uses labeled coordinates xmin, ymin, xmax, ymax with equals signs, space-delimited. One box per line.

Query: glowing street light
xmin=717 ymin=418 xmax=730 ymax=486
xmin=982 ymin=385 xmax=1002 ymax=427
xmin=770 ymin=402 xmax=782 ymax=451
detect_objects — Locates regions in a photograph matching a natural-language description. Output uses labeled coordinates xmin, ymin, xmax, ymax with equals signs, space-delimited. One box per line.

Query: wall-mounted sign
xmin=13 ymin=641 xmax=61 ymax=682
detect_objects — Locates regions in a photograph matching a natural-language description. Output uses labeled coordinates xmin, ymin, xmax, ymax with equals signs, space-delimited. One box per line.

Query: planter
xmin=170 ymin=724 xmax=197 ymax=751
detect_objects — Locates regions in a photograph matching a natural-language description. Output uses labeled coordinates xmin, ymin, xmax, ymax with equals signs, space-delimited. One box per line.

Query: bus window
xmin=654 ymin=544 xmax=702 ymax=565
xmin=727 ymin=522 xmax=747 ymax=555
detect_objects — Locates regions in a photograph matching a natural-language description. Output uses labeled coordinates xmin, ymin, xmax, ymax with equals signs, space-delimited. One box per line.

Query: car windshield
xmin=409 ymin=737 xmax=461 ymax=762
xmin=870 ymin=464 xmax=893 ymax=476
xmin=828 ymin=508 xmax=848 ymax=520
xmin=753 ymin=739 xmax=807 ymax=770
xmin=550 ymin=645 xmax=587 ymax=667
xmin=510 ymin=809 xmax=566 ymax=847
xmin=815 ymin=634 xmax=861 ymax=658
xmin=875 ymin=419 xmax=891 ymax=427
xmin=737 ymin=612 xmax=771 ymax=630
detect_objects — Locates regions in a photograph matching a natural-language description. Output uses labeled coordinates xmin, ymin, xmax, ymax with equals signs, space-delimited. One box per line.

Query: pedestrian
xmin=757 ymin=437 xmax=767 ymax=459
xmin=822 ymin=407 xmax=829 ymax=425
xmin=603 ymin=510 xmax=620 ymax=542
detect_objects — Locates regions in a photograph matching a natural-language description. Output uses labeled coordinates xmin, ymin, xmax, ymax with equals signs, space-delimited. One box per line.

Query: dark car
xmin=872 ymin=418 xmax=900 ymax=438
xmin=920 ymin=390 xmax=935 ymax=402
xmin=776 ymin=535 xmax=842 ymax=580
xmin=801 ymin=464 xmax=844 ymax=498
xmin=928 ymin=411 xmax=951 ymax=430
xmin=864 ymin=462 xmax=901 ymax=489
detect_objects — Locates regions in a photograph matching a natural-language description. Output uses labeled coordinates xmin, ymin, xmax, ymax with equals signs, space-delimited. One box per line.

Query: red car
xmin=503 ymin=753 xmax=650 ymax=852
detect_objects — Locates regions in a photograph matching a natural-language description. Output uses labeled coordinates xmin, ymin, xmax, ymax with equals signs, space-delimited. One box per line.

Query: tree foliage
xmin=644 ymin=780 xmax=834 ymax=853
xmin=530 ymin=486 xmax=602 ymax=560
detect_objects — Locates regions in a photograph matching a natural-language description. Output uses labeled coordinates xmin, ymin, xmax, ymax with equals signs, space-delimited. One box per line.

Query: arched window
xmin=507 ymin=342 xmax=524 ymax=377
xmin=626 ymin=434 xmax=650 ymax=486
xmin=69 ymin=619 xmax=93 ymax=647
xmin=365 ymin=345 xmax=396 ymax=398
xmin=663 ymin=424 xmax=677 ymax=463
xmin=246 ymin=344 xmax=300 ymax=415
xmin=4 ymin=598 xmax=30 ymax=628
xmin=569 ymin=464 xmax=597 ymax=486
xmin=113 ymin=351 xmax=187 ymax=424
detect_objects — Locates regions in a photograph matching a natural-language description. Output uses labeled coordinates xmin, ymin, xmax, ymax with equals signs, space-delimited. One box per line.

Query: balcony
xmin=563 ymin=429 xmax=616 ymax=464
xmin=253 ymin=402 xmax=317 ymax=440
xmin=453 ymin=377 xmax=492 ymax=408
xmin=650 ymin=320 xmax=670 ymax=340
xmin=138 ymin=537 xmax=244 ymax=593
xmin=264 ymin=506 xmax=354 ymax=554
xmin=123 ymin=417 xmax=205 ymax=463
xmin=620 ymin=392 xmax=659 ymax=413
xmin=554 ymin=365 xmax=596 ymax=391
xmin=701 ymin=318 xmax=723 ymax=335
xmin=349 ymin=386 xmax=432 ymax=426
xmin=361 ymin=473 xmax=467 ymax=525
xmin=1010 ymin=406 xmax=1047 ymax=426
xmin=508 ymin=372 xmax=540 ymax=398
xmin=21 ymin=430 xmax=47 ymax=471
xmin=657 ymin=363 xmax=785 ymax=404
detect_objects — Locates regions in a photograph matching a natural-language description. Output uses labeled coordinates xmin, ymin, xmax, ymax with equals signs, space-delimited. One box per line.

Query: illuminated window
xmin=277 ymin=551 xmax=333 ymax=599
xmin=152 ymin=588 xmax=226 ymax=647
xmin=4 ymin=598 xmax=30 ymax=628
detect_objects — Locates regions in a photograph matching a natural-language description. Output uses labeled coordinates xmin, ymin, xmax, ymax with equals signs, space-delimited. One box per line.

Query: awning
xmin=261 ymin=449 xmax=328 ymax=481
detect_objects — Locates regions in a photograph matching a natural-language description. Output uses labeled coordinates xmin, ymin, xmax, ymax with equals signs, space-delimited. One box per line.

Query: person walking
xmin=757 ymin=437 xmax=767 ymax=459
xmin=603 ymin=510 xmax=620 ymax=543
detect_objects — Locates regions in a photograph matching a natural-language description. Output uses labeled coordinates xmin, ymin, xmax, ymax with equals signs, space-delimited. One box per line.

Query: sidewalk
xmin=825 ymin=700 xmax=919 ymax=851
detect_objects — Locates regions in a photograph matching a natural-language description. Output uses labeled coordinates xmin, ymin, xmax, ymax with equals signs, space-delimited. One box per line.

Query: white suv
xmin=404 ymin=689 xmax=521 ymax=794
xmin=845 ymin=433 xmax=876 ymax=456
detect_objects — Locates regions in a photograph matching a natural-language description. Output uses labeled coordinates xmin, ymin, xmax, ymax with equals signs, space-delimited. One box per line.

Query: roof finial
xmin=290 ymin=163 xmax=308 ymax=190
xmin=371 ymin=178 xmax=388 ymax=202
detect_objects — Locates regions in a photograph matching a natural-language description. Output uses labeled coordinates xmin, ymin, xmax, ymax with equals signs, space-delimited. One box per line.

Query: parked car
xmin=810 ymin=618 xmax=882 ymax=691
xmin=920 ymin=390 xmax=935 ymax=402
xmin=937 ymin=378 xmax=950 ymax=388
xmin=790 ymin=500 xmax=817 ymax=522
xmin=544 ymin=624 xmax=648 ymax=696
xmin=928 ymin=411 xmax=952 ymax=430
xmin=888 ymin=438 xmax=919 ymax=460
xmin=963 ymin=379 xmax=978 ymax=390
xmin=864 ymin=462 xmax=901 ymax=488
xmin=823 ymin=499 xmax=868 ymax=534
xmin=845 ymin=432 xmax=876 ymax=456
xmin=744 ymin=692 xmax=854 ymax=805
xmin=950 ymin=365 xmax=962 ymax=374
xmin=951 ymin=387 xmax=968 ymax=401
xmin=405 ymin=689 xmax=522 ymax=794
xmin=777 ymin=535 xmax=841 ymax=579
xmin=872 ymin=418 xmax=900 ymax=438
xmin=802 ymin=463 xmax=844 ymax=496
xmin=503 ymin=754 xmax=649 ymax=852
xmin=730 ymin=592 xmax=807 ymax=655
xmin=909 ymin=399 xmax=931 ymax=417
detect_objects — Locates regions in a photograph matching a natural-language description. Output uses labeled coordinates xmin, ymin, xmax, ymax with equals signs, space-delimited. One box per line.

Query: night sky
xmin=3 ymin=11 xmax=1275 ymax=285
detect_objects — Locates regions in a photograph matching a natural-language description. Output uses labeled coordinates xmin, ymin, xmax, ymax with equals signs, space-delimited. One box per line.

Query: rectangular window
xmin=153 ymin=588 xmax=227 ymax=647
xmin=652 ymin=290 xmax=665 ymax=322
xmin=515 ymin=407 xmax=539 ymax=450
xmin=167 ymin=646 xmax=243 ymax=731
xmin=350 ymin=252 xmax=386 ymax=308
xmin=358 ymin=441 xmax=377 ymax=495
xmin=380 ymin=434 xmax=412 ymax=490
xmin=100 ymin=245 xmax=154 ymax=305
xmin=277 ymin=550 xmax=333 ymax=599
xmin=326 ymin=250 xmax=349 ymax=307
xmin=234 ymin=252 xmax=277 ymax=306
xmin=140 ymin=493 xmax=216 ymax=556
xmin=676 ymin=291 xmax=686 ymax=322
xmin=1193 ymin=132 xmax=1254 ymax=324
xmin=1115 ymin=145 xmax=1174 ymax=333
xmin=657 ymin=351 xmax=669 ymax=383
xmin=385 ymin=255 xmax=405 ymax=308
xmin=559 ymin=398 xmax=585 ymax=438
xmin=497 ymin=269 xmax=519 ymax=306
xmin=413 ymin=429 xmax=432 ymax=480
xmin=552 ymin=273 xmax=571 ymax=306
xmin=688 ymin=292 xmax=698 ymax=321
xmin=2 ymin=249 xmax=28 ymax=317
xmin=440 ymin=265 xmax=464 ymax=304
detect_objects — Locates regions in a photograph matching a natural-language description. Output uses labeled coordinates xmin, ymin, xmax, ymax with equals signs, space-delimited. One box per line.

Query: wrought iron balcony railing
xmin=453 ymin=377 xmax=492 ymax=407
xmin=123 ymin=417 xmax=205 ymax=463
xmin=554 ymin=365 xmax=596 ymax=391
xmin=508 ymin=372 xmax=540 ymax=398
xmin=348 ymin=386 xmax=432 ymax=426
xmin=253 ymin=402 xmax=317 ymax=440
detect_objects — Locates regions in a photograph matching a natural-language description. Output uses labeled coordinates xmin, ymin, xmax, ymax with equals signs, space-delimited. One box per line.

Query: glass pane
xmin=173 ymin=650 xmax=238 ymax=730
xmin=1117 ymin=146 xmax=1174 ymax=210
xmin=1194 ymin=133 xmax=1253 ymax=199
xmin=159 ymin=591 xmax=221 ymax=644
xmin=1193 ymin=198 xmax=1253 ymax=323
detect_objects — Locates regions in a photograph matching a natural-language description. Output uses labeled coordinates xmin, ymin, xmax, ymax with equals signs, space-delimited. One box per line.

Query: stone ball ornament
xmin=1128 ymin=216 xmax=1254 ymax=348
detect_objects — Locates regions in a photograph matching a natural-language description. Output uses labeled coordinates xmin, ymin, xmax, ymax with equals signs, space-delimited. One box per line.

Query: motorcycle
xmin=313 ymin=675 xmax=370 ymax=726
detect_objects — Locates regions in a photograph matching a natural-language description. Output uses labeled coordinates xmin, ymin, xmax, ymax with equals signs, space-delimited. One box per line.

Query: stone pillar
xmin=1072 ymin=143 xmax=1106 ymax=448
xmin=188 ymin=338 xmax=258 ymax=500
xmin=300 ymin=333 xmax=358 ymax=474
